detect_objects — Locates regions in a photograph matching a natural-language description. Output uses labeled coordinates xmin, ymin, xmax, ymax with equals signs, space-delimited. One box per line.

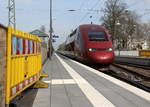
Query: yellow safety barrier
xmin=139 ymin=50 xmax=150 ymax=57
xmin=5 ymin=27 xmax=42 ymax=105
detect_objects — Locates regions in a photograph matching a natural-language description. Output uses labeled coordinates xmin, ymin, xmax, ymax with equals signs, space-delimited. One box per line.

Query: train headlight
xmin=89 ymin=48 xmax=96 ymax=51
xmin=108 ymin=48 xmax=113 ymax=51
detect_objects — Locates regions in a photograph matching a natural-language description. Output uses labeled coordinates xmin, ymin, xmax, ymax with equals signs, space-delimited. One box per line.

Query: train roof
xmin=79 ymin=24 xmax=106 ymax=30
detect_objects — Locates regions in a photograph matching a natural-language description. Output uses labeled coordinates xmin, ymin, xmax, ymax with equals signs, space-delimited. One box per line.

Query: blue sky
xmin=0 ymin=0 xmax=150 ymax=48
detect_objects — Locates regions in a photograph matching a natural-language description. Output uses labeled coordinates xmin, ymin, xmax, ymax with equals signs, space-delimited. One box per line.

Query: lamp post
xmin=114 ymin=19 xmax=121 ymax=55
xmin=49 ymin=0 xmax=52 ymax=59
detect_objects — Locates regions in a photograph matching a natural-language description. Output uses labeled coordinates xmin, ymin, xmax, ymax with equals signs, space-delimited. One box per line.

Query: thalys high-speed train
xmin=59 ymin=24 xmax=114 ymax=65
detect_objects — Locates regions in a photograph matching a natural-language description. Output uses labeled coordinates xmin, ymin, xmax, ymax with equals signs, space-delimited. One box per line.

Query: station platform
xmin=21 ymin=53 xmax=150 ymax=107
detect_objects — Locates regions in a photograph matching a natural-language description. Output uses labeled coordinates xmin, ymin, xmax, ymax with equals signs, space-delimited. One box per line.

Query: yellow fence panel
xmin=5 ymin=27 xmax=42 ymax=104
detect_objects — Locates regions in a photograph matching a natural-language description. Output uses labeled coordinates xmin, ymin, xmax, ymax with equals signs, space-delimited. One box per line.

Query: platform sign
xmin=12 ymin=37 xmax=17 ymax=55
xmin=17 ymin=38 xmax=23 ymax=54
xmin=53 ymin=35 xmax=59 ymax=38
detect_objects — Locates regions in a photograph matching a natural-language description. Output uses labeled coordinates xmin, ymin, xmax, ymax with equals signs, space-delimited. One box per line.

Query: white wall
xmin=115 ymin=51 xmax=139 ymax=57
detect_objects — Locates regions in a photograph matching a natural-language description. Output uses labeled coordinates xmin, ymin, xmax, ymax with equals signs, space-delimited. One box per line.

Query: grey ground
xmin=17 ymin=54 xmax=150 ymax=107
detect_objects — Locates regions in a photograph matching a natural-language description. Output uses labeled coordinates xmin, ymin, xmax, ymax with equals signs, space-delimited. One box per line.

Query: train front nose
xmin=88 ymin=49 xmax=114 ymax=64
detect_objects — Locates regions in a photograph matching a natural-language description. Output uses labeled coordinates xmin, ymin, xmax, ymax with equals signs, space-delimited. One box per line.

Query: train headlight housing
xmin=89 ymin=48 xmax=97 ymax=51
xmin=107 ymin=48 xmax=113 ymax=51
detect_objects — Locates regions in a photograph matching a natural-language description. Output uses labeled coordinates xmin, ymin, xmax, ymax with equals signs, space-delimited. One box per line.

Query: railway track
xmin=114 ymin=62 xmax=150 ymax=70
xmin=109 ymin=63 xmax=150 ymax=92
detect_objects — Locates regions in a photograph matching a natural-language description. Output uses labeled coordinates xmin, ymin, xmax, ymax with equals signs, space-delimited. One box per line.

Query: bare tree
xmin=101 ymin=0 xmax=127 ymax=40
xmin=139 ymin=23 xmax=150 ymax=43
xmin=120 ymin=11 xmax=139 ymax=49
xmin=101 ymin=0 xmax=139 ymax=50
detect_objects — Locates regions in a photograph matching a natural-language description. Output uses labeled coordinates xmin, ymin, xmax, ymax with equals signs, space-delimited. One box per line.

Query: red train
xmin=59 ymin=24 xmax=114 ymax=66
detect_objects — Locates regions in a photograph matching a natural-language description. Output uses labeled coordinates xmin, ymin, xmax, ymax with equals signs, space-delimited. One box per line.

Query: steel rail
xmin=114 ymin=62 xmax=150 ymax=70
xmin=112 ymin=63 xmax=150 ymax=78
xmin=110 ymin=64 xmax=150 ymax=92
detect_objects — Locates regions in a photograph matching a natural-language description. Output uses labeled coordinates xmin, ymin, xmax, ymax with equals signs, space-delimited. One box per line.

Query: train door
xmin=0 ymin=25 xmax=7 ymax=107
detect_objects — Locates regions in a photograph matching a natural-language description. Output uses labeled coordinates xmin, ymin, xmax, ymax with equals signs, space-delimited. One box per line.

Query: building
xmin=30 ymin=29 xmax=49 ymax=43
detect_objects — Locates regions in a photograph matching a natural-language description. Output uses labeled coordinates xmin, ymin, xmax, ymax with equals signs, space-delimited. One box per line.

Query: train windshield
xmin=88 ymin=31 xmax=107 ymax=41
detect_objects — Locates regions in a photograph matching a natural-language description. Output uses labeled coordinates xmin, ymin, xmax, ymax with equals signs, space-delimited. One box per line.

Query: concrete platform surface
xmin=31 ymin=53 xmax=150 ymax=107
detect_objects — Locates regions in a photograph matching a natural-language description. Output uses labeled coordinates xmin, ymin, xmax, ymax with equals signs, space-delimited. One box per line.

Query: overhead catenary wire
xmin=139 ymin=11 xmax=150 ymax=18
xmin=79 ymin=0 xmax=148 ymax=26
xmin=79 ymin=0 xmax=102 ymax=24
xmin=94 ymin=15 xmax=101 ymax=23
xmin=127 ymin=1 xmax=140 ymax=9
xmin=79 ymin=0 xmax=91 ymax=10
xmin=69 ymin=0 xmax=100 ymax=30
xmin=77 ymin=0 xmax=93 ymax=24
xmin=123 ymin=1 xmax=150 ymax=19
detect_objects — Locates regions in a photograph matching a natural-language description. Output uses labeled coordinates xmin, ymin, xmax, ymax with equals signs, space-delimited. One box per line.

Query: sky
xmin=0 ymin=0 xmax=150 ymax=49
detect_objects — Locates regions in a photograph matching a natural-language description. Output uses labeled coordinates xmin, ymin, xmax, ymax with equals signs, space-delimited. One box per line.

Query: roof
xmin=30 ymin=29 xmax=49 ymax=37
xmin=0 ymin=24 xmax=7 ymax=30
